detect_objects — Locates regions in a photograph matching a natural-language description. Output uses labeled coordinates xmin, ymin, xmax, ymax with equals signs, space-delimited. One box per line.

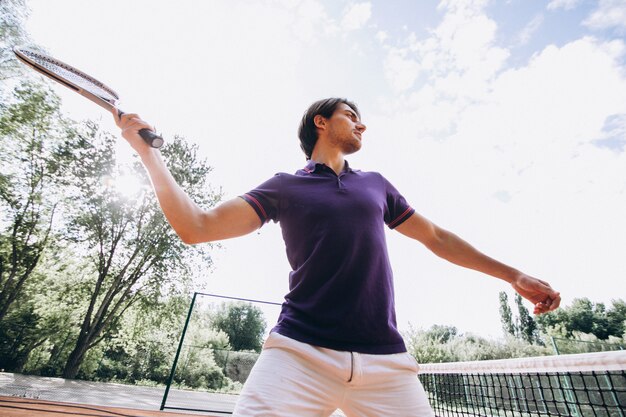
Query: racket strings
xmin=21 ymin=49 xmax=119 ymax=104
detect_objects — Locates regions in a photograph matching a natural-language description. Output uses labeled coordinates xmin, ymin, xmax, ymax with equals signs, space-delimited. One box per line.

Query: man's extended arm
xmin=112 ymin=110 xmax=261 ymax=244
xmin=395 ymin=212 xmax=561 ymax=314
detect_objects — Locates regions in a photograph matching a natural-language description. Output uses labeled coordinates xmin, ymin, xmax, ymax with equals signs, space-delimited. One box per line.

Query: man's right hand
xmin=111 ymin=108 xmax=157 ymax=157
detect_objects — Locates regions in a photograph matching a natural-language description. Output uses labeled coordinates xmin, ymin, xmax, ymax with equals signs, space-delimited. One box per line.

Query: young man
xmin=112 ymin=98 xmax=560 ymax=417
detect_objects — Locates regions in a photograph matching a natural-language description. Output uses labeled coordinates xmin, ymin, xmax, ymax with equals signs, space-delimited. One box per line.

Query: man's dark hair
xmin=298 ymin=98 xmax=360 ymax=160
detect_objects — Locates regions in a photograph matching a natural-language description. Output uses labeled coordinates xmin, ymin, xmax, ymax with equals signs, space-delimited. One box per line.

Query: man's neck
xmin=310 ymin=150 xmax=345 ymax=175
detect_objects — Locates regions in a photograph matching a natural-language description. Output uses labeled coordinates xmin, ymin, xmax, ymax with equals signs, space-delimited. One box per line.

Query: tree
xmin=0 ymin=0 xmax=32 ymax=82
xmin=537 ymin=297 xmax=626 ymax=341
xmin=89 ymin=294 xmax=229 ymax=385
xmin=404 ymin=324 xmax=459 ymax=364
xmin=497 ymin=291 xmax=539 ymax=344
xmin=568 ymin=298 xmax=595 ymax=335
xmin=0 ymin=82 xmax=73 ymax=322
xmin=60 ymin=127 xmax=221 ymax=378
xmin=499 ymin=291 xmax=516 ymax=337
xmin=403 ymin=324 xmax=549 ymax=364
xmin=606 ymin=299 xmax=626 ymax=338
xmin=0 ymin=303 xmax=48 ymax=371
xmin=212 ymin=302 xmax=266 ymax=352
xmin=424 ymin=324 xmax=458 ymax=344
xmin=515 ymin=293 xmax=538 ymax=344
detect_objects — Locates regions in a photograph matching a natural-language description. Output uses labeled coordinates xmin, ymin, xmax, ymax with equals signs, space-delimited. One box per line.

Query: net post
xmin=550 ymin=336 xmax=560 ymax=355
xmin=160 ymin=291 xmax=198 ymax=411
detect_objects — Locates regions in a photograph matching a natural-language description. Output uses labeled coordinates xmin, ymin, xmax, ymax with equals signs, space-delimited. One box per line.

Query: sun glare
xmin=101 ymin=173 xmax=145 ymax=199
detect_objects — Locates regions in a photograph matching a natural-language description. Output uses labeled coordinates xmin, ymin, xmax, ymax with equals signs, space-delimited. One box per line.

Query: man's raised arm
xmin=111 ymin=109 xmax=261 ymax=244
xmin=395 ymin=211 xmax=561 ymax=315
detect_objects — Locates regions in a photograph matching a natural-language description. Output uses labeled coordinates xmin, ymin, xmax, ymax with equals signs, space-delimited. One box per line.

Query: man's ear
xmin=313 ymin=114 xmax=326 ymax=130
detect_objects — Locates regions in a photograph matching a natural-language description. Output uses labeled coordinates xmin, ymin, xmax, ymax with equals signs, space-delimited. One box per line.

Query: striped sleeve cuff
xmin=239 ymin=194 xmax=269 ymax=224
xmin=387 ymin=207 xmax=415 ymax=229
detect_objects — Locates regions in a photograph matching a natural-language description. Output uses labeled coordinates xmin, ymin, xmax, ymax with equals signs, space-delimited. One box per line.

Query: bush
xmin=404 ymin=324 xmax=551 ymax=364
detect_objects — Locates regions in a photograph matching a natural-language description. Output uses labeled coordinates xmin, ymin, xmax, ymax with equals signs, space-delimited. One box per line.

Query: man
xmin=112 ymin=98 xmax=560 ymax=417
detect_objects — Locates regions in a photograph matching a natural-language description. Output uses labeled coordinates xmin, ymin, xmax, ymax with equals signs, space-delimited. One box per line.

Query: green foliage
xmin=218 ymin=350 xmax=259 ymax=384
xmin=0 ymin=304 xmax=45 ymax=370
xmin=497 ymin=293 xmax=625 ymax=355
xmin=404 ymin=324 xmax=458 ymax=363
xmin=174 ymin=345 xmax=228 ymax=390
xmin=606 ymin=299 xmax=626 ymax=337
xmin=0 ymin=82 xmax=74 ymax=323
xmin=515 ymin=293 xmax=539 ymax=344
xmin=0 ymin=0 xmax=31 ymax=82
xmin=212 ymin=302 xmax=266 ymax=352
xmin=536 ymin=297 xmax=626 ymax=341
xmin=498 ymin=291 xmax=515 ymax=337
xmin=497 ymin=291 xmax=540 ymax=344
xmin=547 ymin=332 xmax=625 ymax=355
xmin=404 ymin=324 xmax=550 ymax=364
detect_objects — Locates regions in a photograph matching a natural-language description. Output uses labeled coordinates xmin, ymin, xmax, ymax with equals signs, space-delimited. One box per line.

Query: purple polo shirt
xmin=240 ymin=160 xmax=414 ymax=354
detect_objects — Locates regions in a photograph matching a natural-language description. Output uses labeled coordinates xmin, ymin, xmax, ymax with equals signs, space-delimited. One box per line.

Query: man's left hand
xmin=511 ymin=274 xmax=561 ymax=315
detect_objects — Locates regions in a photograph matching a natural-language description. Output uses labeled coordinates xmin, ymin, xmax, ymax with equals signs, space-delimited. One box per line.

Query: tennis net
xmin=418 ymin=350 xmax=626 ymax=417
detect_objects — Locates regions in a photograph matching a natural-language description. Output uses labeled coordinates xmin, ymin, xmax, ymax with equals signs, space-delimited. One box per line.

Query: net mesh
xmin=16 ymin=48 xmax=119 ymax=103
xmin=418 ymin=351 xmax=626 ymax=417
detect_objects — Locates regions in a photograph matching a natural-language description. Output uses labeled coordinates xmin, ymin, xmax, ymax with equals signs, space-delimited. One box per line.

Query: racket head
xmin=13 ymin=46 xmax=120 ymax=111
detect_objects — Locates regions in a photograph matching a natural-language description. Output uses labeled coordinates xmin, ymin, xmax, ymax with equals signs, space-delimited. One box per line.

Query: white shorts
xmin=233 ymin=332 xmax=435 ymax=417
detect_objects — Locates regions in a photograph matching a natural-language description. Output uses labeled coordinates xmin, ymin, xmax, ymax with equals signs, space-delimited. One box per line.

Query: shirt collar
xmin=302 ymin=159 xmax=354 ymax=174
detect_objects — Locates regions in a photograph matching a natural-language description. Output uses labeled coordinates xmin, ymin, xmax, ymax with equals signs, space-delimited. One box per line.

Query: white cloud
xmin=395 ymin=1 xmax=507 ymax=86
xmin=381 ymin=1 xmax=509 ymax=136
xmin=547 ymin=0 xmax=582 ymax=11
xmin=438 ymin=0 xmax=489 ymax=15
xmin=583 ymin=0 xmax=626 ymax=31
xmin=383 ymin=47 xmax=421 ymax=91
xmin=376 ymin=30 xmax=388 ymax=44
xmin=340 ymin=2 xmax=372 ymax=31
xmin=517 ymin=14 xmax=544 ymax=46
xmin=289 ymin=0 xmax=338 ymax=42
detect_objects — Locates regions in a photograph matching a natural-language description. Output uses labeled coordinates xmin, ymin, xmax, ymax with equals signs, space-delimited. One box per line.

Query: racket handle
xmin=117 ymin=110 xmax=164 ymax=148
xmin=139 ymin=129 xmax=164 ymax=149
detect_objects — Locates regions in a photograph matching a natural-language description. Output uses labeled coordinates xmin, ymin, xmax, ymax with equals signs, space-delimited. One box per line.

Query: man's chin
xmin=343 ymin=142 xmax=362 ymax=155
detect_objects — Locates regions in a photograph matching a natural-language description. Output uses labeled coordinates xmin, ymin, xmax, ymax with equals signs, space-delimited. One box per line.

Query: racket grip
xmin=117 ymin=110 xmax=164 ymax=148
xmin=139 ymin=128 xmax=164 ymax=149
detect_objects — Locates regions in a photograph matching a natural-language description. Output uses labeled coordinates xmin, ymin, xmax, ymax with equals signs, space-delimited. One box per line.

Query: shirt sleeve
xmin=381 ymin=175 xmax=415 ymax=229
xmin=239 ymin=174 xmax=281 ymax=225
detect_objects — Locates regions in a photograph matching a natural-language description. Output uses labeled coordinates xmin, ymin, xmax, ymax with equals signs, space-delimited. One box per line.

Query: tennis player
xmin=112 ymin=98 xmax=561 ymax=416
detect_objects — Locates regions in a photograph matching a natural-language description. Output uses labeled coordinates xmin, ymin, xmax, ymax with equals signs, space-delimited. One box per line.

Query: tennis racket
xmin=13 ymin=46 xmax=164 ymax=148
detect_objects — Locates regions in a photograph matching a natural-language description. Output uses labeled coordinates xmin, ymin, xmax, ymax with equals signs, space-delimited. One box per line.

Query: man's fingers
xmin=512 ymin=274 xmax=561 ymax=315
xmin=110 ymin=108 xmax=158 ymax=154
xmin=122 ymin=119 xmax=153 ymax=135
xmin=119 ymin=113 xmax=141 ymax=124
xmin=533 ymin=292 xmax=561 ymax=314
xmin=550 ymin=292 xmax=561 ymax=310
xmin=111 ymin=107 xmax=122 ymax=126
xmin=111 ymin=108 xmax=142 ymax=128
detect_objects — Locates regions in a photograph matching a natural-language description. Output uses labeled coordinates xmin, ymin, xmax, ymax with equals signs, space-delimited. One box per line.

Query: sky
xmin=21 ymin=0 xmax=626 ymax=339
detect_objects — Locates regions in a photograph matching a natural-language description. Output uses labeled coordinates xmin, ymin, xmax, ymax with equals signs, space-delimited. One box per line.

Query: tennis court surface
xmin=0 ymin=372 xmax=235 ymax=416
xmin=0 ymin=396 xmax=205 ymax=417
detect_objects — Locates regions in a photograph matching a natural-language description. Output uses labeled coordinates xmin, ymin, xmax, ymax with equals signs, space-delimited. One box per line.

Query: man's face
xmin=325 ymin=103 xmax=367 ymax=155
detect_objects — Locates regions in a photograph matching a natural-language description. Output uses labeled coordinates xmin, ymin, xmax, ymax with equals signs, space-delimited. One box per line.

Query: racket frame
xmin=13 ymin=46 xmax=164 ymax=148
